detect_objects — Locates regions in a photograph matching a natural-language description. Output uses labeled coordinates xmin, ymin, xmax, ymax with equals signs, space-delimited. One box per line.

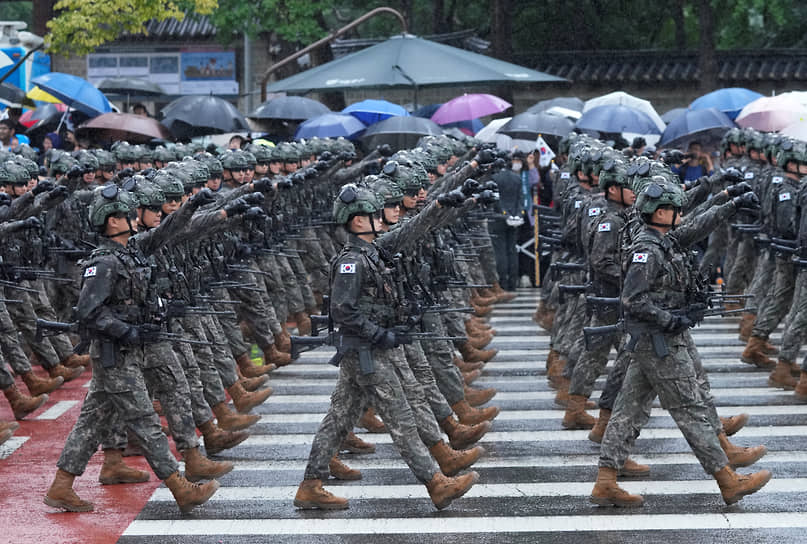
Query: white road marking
xmin=35 ymin=400 xmax=79 ymax=420
xmin=0 ymin=436 xmax=29 ymax=460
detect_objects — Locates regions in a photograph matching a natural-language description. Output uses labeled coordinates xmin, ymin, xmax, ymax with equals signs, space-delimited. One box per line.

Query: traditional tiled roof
xmin=524 ymin=49 xmax=807 ymax=84
xmin=118 ymin=13 xmax=217 ymax=41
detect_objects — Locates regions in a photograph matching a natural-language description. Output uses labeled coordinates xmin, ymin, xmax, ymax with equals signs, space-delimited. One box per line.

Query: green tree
xmin=45 ymin=0 xmax=218 ymax=56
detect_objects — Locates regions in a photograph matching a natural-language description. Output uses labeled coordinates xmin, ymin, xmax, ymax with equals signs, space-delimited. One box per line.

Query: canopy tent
xmin=264 ymin=34 xmax=566 ymax=105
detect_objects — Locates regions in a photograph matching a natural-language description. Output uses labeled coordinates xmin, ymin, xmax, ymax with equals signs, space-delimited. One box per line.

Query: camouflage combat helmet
xmin=332 ymin=183 xmax=382 ymax=225
xmin=92 ymin=149 xmax=117 ymax=170
xmin=88 ymin=184 xmax=138 ymax=227
xmin=242 ymin=150 xmax=257 ymax=169
xmin=597 ymin=157 xmax=630 ymax=191
xmin=1 ymin=160 xmax=28 ymax=185
xmin=126 ymin=176 xmax=165 ymax=208
xmin=13 ymin=144 xmax=38 ymax=162
xmin=151 ymin=170 xmax=184 ymax=198
xmin=635 ymin=177 xmax=685 ymax=215
xmin=13 ymin=156 xmax=39 ymax=179
xmin=248 ymin=144 xmax=275 ymax=165
xmin=368 ymin=175 xmax=404 ymax=206
xmin=153 ymin=146 xmax=177 ymax=164
xmin=49 ymin=150 xmax=77 ymax=175
xmin=74 ymin=150 xmax=99 ymax=173
xmin=274 ymin=142 xmax=298 ymax=163
xmin=220 ymin=150 xmax=248 ymax=171
xmin=775 ymin=138 xmax=801 ymax=168
xmin=196 ymin=152 xmax=223 ymax=177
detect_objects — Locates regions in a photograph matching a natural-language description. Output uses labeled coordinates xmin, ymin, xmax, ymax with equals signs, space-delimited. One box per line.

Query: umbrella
xmin=499 ymin=112 xmax=575 ymax=139
xmin=545 ymin=106 xmax=582 ymax=121
xmin=412 ymin=103 xmax=442 ymax=118
xmin=250 ymin=96 xmax=330 ymax=121
xmin=583 ymin=91 xmax=665 ymax=133
xmin=26 ymin=86 xmax=61 ymax=103
xmin=661 ymin=107 xmax=688 ymax=124
xmin=31 ymin=72 xmax=112 ymax=117
xmin=360 ymin=116 xmax=443 ymax=152
xmin=778 ymin=91 xmax=807 ymax=109
xmin=0 ymin=83 xmax=35 ymax=109
xmin=161 ymin=95 xmax=249 ymax=138
xmin=576 ymin=105 xmax=662 ymax=135
xmin=441 ymin=119 xmax=484 ymax=136
xmin=294 ymin=112 xmax=366 ymax=140
xmin=19 ymin=103 xmax=68 ymax=128
xmin=343 ymin=99 xmax=409 ymax=125
xmin=76 ymin=112 xmax=172 ymax=144
xmin=689 ymin=88 xmax=763 ymax=120
xmin=735 ymin=95 xmax=807 ymax=132
xmin=780 ymin=119 xmax=807 ymax=140
xmin=475 ymin=117 xmax=511 ymax=143
xmin=431 ymin=93 xmax=511 ymax=124
xmin=265 ymin=34 xmax=566 ymax=95
xmin=97 ymin=77 xmax=165 ymax=96
xmin=527 ymin=97 xmax=584 ymax=114
xmin=658 ymin=108 xmax=736 ymax=150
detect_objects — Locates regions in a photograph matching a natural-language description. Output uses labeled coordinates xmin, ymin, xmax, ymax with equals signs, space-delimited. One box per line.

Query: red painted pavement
xmin=0 ymin=369 xmax=165 ymax=544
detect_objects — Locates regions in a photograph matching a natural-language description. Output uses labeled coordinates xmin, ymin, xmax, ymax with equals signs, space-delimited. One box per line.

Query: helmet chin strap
xmin=648 ymin=208 xmax=679 ymax=230
xmin=105 ymin=216 xmax=137 ymax=238
xmin=351 ymin=213 xmax=380 ymax=237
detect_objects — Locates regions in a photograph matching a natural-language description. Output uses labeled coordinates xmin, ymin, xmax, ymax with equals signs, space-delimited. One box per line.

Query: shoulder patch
xmin=574 ymin=200 xmax=582 ymax=209
xmin=598 ymin=222 xmax=611 ymax=232
xmin=83 ymin=266 xmax=97 ymax=278
xmin=744 ymin=172 xmax=755 ymax=179
xmin=780 ymin=192 xmax=791 ymax=202
xmin=560 ymin=172 xmax=570 ymax=179
xmin=632 ymin=253 xmax=648 ymax=263
xmin=772 ymin=176 xmax=783 ymax=184
xmin=588 ymin=207 xmax=601 ymax=217
xmin=339 ymin=263 xmax=356 ymax=274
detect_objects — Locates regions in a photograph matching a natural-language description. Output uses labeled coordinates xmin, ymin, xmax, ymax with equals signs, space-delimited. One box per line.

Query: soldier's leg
xmin=598 ymin=348 xmax=631 ymax=411
xmin=422 ymin=316 xmax=465 ymax=406
xmin=216 ymin=290 xmax=252 ymax=359
xmin=29 ymin=281 xmax=76 ymax=362
xmin=777 ymin=272 xmax=807 ymax=364
xmin=725 ymin=235 xmax=756 ymax=295
xmin=56 ymin=390 xmax=118 ymax=476
xmin=204 ymin=315 xmax=240 ymax=389
xmin=6 ymin=290 xmax=62 ymax=369
xmin=752 ymin=259 xmax=796 ymax=338
xmin=276 ymin=255 xmax=306 ymax=315
xmin=261 ymin=255 xmax=289 ymax=324
xmin=569 ymin=327 xmax=620 ymax=399
xmin=0 ymin=299 xmax=33 ymax=376
xmin=172 ymin=338 xmax=215 ymax=427
xmin=748 ymin=249 xmax=774 ymax=315
xmin=394 ymin=346 xmax=445 ymax=447
xmin=230 ymin=273 xmax=278 ymax=349
xmin=288 ymin=253 xmax=317 ymax=311
xmin=404 ymin=341 xmax=454 ymax=422
xmin=184 ymin=316 xmax=229 ymax=407
xmin=723 ymin=228 xmax=739 ymax=284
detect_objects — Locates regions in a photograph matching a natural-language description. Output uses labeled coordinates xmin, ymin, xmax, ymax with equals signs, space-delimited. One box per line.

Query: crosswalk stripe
xmin=0 ymin=436 xmax=29 ymax=460
xmin=35 ymin=400 xmax=79 ymax=420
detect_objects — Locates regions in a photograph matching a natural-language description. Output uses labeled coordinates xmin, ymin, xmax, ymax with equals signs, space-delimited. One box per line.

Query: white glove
xmin=506 ymin=215 xmax=524 ymax=227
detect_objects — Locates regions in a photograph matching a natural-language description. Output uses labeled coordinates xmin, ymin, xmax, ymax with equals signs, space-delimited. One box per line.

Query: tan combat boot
xmin=463 ymin=385 xmax=497 ymax=407
xmin=738 ymin=312 xmax=755 ymax=342
xmin=562 ymin=395 xmax=596 ymax=429
xmin=762 ymin=341 xmax=779 ymax=355
xmin=741 ymin=336 xmax=775 ymax=368
xmin=275 ymin=327 xmax=292 ymax=353
xmin=164 ymin=471 xmax=220 ymax=513
xmin=199 ymin=419 xmax=249 ymax=455
xmin=182 ymin=446 xmax=234 ymax=482
xmin=3 ymin=384 xmax=48 ymax=420
xmin=329 ymin=455 xmax=362 ymax=480
xmin=545 ymin=348 xmax=558 ymax=372
xmin=718 ymin=432 xmax=767 ymax=468
xmin=458 ymin=342 xmax=497 ymax=363
xmin=21 ymin=370 xmax=63 ymax=396
xmin=589 ymin=409 xmax=611 ymax=443
xmin=0 ymin=420 xmax=20 ymax=434
xmin=291 ymin=311 xmax=312 ymax=336
xmin=98 ymin=449 xmax=151 ymax=485
xmin=454 ymin=357 xmax=484 ymax=373
xmin=795 ymin=371 xmax=807 ymax=400
xmin=769 ymin=360 xmax=798 ymax=389
xmin=340 ymin=431 xmax=376 ymax=454
xmin=357 ymin=407 xmax=386 ymax=433
xmin=452 ymin=400 xmax=499 ymax=426
xmin=471 ymin=302 xmax=492 ymax=317
xmin=619 ymin=458 xmax=650 ymax=477
xmin=239 ymin=373 xmax=270 ymax=392
xmin=429 ymin=441 xmax=484 ymax=476
xmin=440 ymin=415 xmax=491 ymax=450
xmin=264 ymin=344 xmax=292 ymax=367
xmin=491 ymin=282 xmax=517 ymax=302
xmin=228 ymin=381 xmax=272 ymax=413
xmin=0 ymin=428 xmax=12 ymax=446
xmin=62 ymin=353 xmax=91 ymax=368
xmin=554 ymin=379 xmax=570 ymax=407
xmin=467 ymin=332 xmax=493 ymax=350
xmin=462 ymin=369 xmax=481 ymax=385
xmin=294 ymin=479 xmax=348 ymax=509
xmin=44 ymin=469 xmax=95 ymax=512
xmin=49 ymin=363 xmax=84 ymax=382
xmin=235 ymin=352 xmax=273 ymax=378
xmin=589 ymin=467 xmax=644 ymax=507
xmin=426 ymin=471 xmax=480 ymax=510
xmin=720 ymin=413 xmax=749 ymax=437
xmin=212 ymin=401 xmax=260 ymax=431
xmin=713 ymin=465 xmax=772 ymax=505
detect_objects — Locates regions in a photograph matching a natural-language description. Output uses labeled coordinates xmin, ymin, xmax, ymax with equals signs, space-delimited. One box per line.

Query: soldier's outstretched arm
xmin=134 ymin=194 xmax=198 ymax=255
xmin=673 ymin=199 xmax=738 ymax=249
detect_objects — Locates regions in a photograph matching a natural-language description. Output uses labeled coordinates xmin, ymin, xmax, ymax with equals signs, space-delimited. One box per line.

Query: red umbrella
xmin=19 ymin=103 xmax=67 ymax=128
xmin=76 ymin=112 xmax=173 ymax=143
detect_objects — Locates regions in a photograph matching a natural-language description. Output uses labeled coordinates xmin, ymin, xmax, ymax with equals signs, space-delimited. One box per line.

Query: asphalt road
xmin=117 ymin=289 xmax=807 ymax=544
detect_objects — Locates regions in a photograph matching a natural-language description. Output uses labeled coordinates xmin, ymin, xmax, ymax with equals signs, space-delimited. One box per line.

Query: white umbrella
xmin=545 ymin=106 xmax=581 ymax=121
xmin=780 ymin=118 xmax=807 ymax=141
xmin=776 ymin=91 xmax=807 ymax=110
xmin=475 ymin=117 xmax=511 ymax=143
xmin=583 ymin=91 xmax=665 ymax=133
xmin=736 ymin=95 xmax=807 ymax=132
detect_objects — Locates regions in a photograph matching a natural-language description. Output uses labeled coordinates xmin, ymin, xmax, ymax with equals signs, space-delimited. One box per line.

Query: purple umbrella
xmin=431 ymin=93 xmax=511 ymax=124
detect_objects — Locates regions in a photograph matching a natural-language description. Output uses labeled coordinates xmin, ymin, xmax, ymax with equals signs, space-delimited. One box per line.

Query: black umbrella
xmin=527 ymin=97 xmax=584 ymax=114
xmin=161 ymin=95 xmax=248 ymax=138
xmin=360 ymin=116 xmax=443 ymax=152
xmin=0 ymin=82 xmax=35 ymax=108
xmin=97 ymin=77 xmax=165 ymax=96
xmin=249 ymin=96 xmax=330 ymax=121
xmin=499 ymin=112 xmax=575 ymax=139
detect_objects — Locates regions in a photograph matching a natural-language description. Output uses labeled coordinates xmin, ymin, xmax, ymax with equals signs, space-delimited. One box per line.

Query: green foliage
xmin=45 ymin=0 xmax=218 ymax=56
xmin=211 ymin=0 xmax=335 ymax=44
xmin=0 ymin=2 xmax=33 ymax=28
xmin=714 ymin=0 xmax=807 ymax=48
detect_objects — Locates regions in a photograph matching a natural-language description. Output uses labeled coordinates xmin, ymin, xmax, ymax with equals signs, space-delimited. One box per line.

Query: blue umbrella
xmin=690 ymin=88 xmax=763 ymax=120
xmin=413 ymin=103 xmax=442 ymax=118
xmin=441 ymin=118 xmax=484 ymax=136
xmin=295 ymin=112 xmax=366 ymax=140
xmin=31 ymin=72 xmax=112 ymax=117
xmin=343 ymin=99 xmax=409 ymax=125
xmin=658 ymin=108 xmax=736 ymax=150
xmin=575 ymin=105 xmax=662 ymax=135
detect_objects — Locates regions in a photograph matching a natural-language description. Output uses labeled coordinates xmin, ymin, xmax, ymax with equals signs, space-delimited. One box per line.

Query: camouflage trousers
xmin=599 ymin=332 xmax=728 ymax=475
xmin=568 ymin=311 xmax=622 ymax=398
xmin=257 ymin=254 xmax=289 ymax=325
xmin=171 ymin=328 xmax=214 ymax=427
xmin=404 ymin=341 xmax=453 ymax=423
xmin=274 ymin=254 xmax=306 ymax=315
xmin=746 ymin=248 xmax=775 ymax=316
xmin=58 ymin=345 xmax=179 ymax=480
xmin=555 ymin=293 xmax=587 ymax=358
xmin=230 ymin=268 xmax=280 ymax=346
xmin=0 ymin=295 xmax=32 ymax=376
xmin=287 ymin=253 xmax=317 ymax=311
xmin=303 ymin=346 xmax=440 ymax=483
xmin=779 ymin=270 xmax=807 ymax=364
xmin=182 ymin=315 xmax=229 ymax=407
xmin=295 ymin=228 xmax=330 ymax=299
xmin=6 ymin=282 xmax=67 ymax=369
xmin=598 ymin=347 xmax=631 ymax=412
xmin=725 ymin=234 xmax=757 ymax=296
xmin=699 ymin=222 xmax=728 ymax=278
xmin=203 ymin=315 xmax=239 ymax=389
xmin=421 ymin=313 xmax=465 ymax=406
xmin=752 ymin=257 xmax=796 ymax=338
xmin=45 ymin=261 xmax=81 ymax=322
xmin=29 ymin=280 xmax=75 ymax=361
xmin=0 ymin=359 xmax=15 ymax=389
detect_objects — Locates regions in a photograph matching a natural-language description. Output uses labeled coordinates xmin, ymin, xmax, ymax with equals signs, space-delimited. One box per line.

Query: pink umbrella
xmin=431 ymin=93 xmax=511 ymax=124
xmin=735 ymin=95 xmax=807 ymax=132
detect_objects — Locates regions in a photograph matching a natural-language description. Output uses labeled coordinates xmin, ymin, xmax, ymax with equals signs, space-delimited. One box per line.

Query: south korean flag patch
xmin=772 ymin=176 xmax=783 ymax=184
xmin=779 ymin=192 xmax=791 ymax=202
xmin=744 ymin=172 xmax=755 ymax=179
xmin=560 ymin=172 xmax=571 ymax=180
xmin=574 ymin=200 xmax=582 ymax=209
xmin=632 ymin=253 xmax=649 ymax=263
xmin=598 ymin=222 xmax=611 ymax=232
xmin=339 ymin=263 xmax=356 ymax=274
xmin=83 ymin=266 xmax=97 ymax=278
xmin=588 ymin=207 xmax=601 ymax=217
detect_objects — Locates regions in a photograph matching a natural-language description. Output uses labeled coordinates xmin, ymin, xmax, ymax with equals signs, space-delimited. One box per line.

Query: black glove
xmin=46 ymin=185 xmax=69 ymax=200
xmin=140 ymin=168 xmax=156 ymax=179
xmin=437 ymin=189 xmax=466 ymax=208
xmin=224 ymin=197 xmax=250 ymax=217
xmin=377 ymin=144 xmax=394 ymax=157
xmin=291 ymin=172 xmax=306 ymax=184
xmin=303 ymin=167 xmax=318 ymax=179
xmin=371 ymin=327 xmax=402 ymax=349
xmin=31 ymin=179 xmax=54 ymax=195
xmin=721 ymin=167 xmax=743 ymax=184
xmin=276 ymin=177 xmax=293 ymax=189
xmin=313 ymin=160 xmax=329 ymax=171
xmin=189 ymin=187 xmax=215 ymax=209
xmin=251 ymin=177 xmax=274 ymax=193
xmin=66 ymin=165 xmax=84 ymax=180
xmin=726 ymin=181 xmax=753 ymax=198
xmin=0 ymin=193 xmax=10 ymax=206
xmin=474 ymin=149 xmax=495 ymax=165
xmin=483 ymin=180 xmax=498 ymax=192
xmin=243 ymin=192 xmax=265 ymax=206
xmin=475 ymin=189 xmax=499 ymax=205
xmin=664 ymin=314 xmax=693 ymax=334
xmin=117 ymin=167 xmax=135 ymax=179
xmin=732 ymin=192 xmax=760 ymax=211
xmin=461 ymin=178 xmax=481 ymax=197
xmin=684 ymin=177 xmax=704 ymax=191
xmin=119 ymin=326 xmax=141 ymax=346
xmin=244 ymin=206 xmax=265 ymax=220
xmin=24 ymin=216 xmax=42 ymax=229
